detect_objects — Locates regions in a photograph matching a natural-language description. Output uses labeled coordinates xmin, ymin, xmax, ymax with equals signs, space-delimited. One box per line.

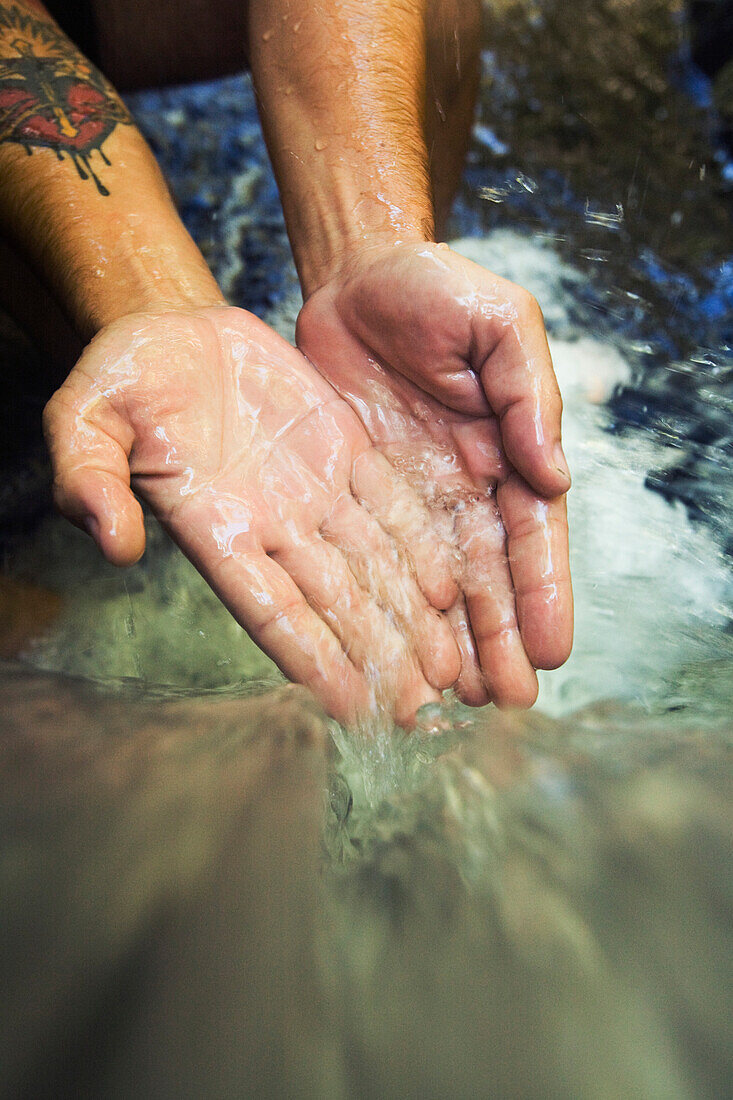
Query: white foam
xmin=452 ymin=234 xmax=732 ymax=714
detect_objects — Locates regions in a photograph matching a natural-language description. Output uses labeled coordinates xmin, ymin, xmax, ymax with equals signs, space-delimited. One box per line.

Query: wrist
xmin=76 ymin=212 xmax=226 ymax=337
xmin=264 ymin=98 xmax=436 ymax=297
xmin=295 ymin=210 xmax=433 ymax=301
xmin=268 ymin=108 xmax=435 ymax=297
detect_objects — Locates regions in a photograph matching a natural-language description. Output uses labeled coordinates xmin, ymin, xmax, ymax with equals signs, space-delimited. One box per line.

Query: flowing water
xmin=1 ymin=1 xmax=732 ymax=1096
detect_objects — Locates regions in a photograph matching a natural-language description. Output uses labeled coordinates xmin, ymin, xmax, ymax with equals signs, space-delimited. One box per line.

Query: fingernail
xmin=553 ymin=443 xmax=571 ymax=484
xmin=83 ymin=515 xmax=100 ymax=541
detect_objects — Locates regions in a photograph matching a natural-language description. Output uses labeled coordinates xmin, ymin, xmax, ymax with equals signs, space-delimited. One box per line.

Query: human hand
xmin=42 ymin=306 xmax=462 ymax=726
xmin=297 ymin=242 xmax=573 ymax=708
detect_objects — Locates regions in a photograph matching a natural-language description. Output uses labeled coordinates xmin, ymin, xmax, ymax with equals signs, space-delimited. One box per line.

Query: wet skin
xmin=1 ymin=0 xmax=573 ymax=721
xmin=298 ymin=242 xmax=573 ymax=708
xmin=43 ymin=307 xmax=461 ymax=727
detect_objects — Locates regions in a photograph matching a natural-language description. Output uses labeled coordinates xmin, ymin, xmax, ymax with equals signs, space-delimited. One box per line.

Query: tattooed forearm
xmin=0 ymin=3 xmax=130 ymax=194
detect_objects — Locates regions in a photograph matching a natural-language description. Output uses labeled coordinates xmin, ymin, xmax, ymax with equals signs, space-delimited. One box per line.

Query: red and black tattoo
xmin=0 ymin=4 xmax=130 ymax=194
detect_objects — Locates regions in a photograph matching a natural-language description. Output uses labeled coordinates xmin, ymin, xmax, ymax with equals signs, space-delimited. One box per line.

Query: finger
xmin=446 ymin=598 xmax=491 ymax=707
xmin=418 ymin=367 xmax=491 ymax=418
xmin=475 ymin=291 xmax=571 ymax=498
xmin=454 ymin=496 xmax=539 ymax=709
xmin=320 ymin=493 xmax=461 ymax=692
xmin=171 ymin=535 xmax=372 ymax=726
xmin=43 ymin=387 xmax=145 ymax=567
xmin=270 ymin=533 xmax=442 ymax=726
xmin=351 ymin=449 xmax=459 ymax=609
xmin=497 ymin=473 xmax=573 ymax=670
xmin=450 ymin=416 xmax=509 ymax=486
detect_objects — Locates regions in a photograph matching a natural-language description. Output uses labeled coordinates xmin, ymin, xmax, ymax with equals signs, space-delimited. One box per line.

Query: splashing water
xmin=16 ymin=229 xmax=732 ymax=791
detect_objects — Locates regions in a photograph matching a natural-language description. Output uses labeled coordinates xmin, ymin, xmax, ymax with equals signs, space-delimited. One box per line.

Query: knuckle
xmin=513 ymin=287 xmax=544 ymax=325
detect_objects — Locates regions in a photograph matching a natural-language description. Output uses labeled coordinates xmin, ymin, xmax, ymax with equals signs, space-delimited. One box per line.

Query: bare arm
xmin=0 ymin=0 xmax=223 ymax=339
xmin=248 ymin=0 xmax=434 ymax=295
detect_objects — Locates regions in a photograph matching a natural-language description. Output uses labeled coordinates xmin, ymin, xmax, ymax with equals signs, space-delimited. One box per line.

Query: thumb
xmin=43 ymin=381 xmax=146 ymax=567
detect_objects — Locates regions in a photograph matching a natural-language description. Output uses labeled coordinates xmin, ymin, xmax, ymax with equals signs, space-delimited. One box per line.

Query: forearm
xmin=248 ymin=0 xmax=435 ymax=296
xmin=0 ymin=1 xmax=223 ymax=340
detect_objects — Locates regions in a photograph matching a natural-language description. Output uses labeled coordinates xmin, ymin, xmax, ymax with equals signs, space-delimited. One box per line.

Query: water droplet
xmin=415 ymin=701 xmax=448 ymax=734
xmin=583 ymin=200 xmax=624 ymax=228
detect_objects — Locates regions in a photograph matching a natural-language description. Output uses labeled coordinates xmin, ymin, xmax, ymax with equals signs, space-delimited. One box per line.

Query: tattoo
xmin=0 ymin=4 xmax=131 ymax=194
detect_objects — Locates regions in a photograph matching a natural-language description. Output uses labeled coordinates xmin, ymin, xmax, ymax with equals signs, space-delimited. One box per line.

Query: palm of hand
xmin=297 ymin=243 xmax=573 ymax=707
xmin=44 ymin=306 xmax=461 ymax=725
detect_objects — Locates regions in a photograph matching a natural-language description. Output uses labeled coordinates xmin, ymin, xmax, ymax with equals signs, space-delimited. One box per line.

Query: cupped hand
xmin=43 ymin=305 xmax=463 ymax=726
xmin=296 ymin=241 xmax=573 ymax=709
